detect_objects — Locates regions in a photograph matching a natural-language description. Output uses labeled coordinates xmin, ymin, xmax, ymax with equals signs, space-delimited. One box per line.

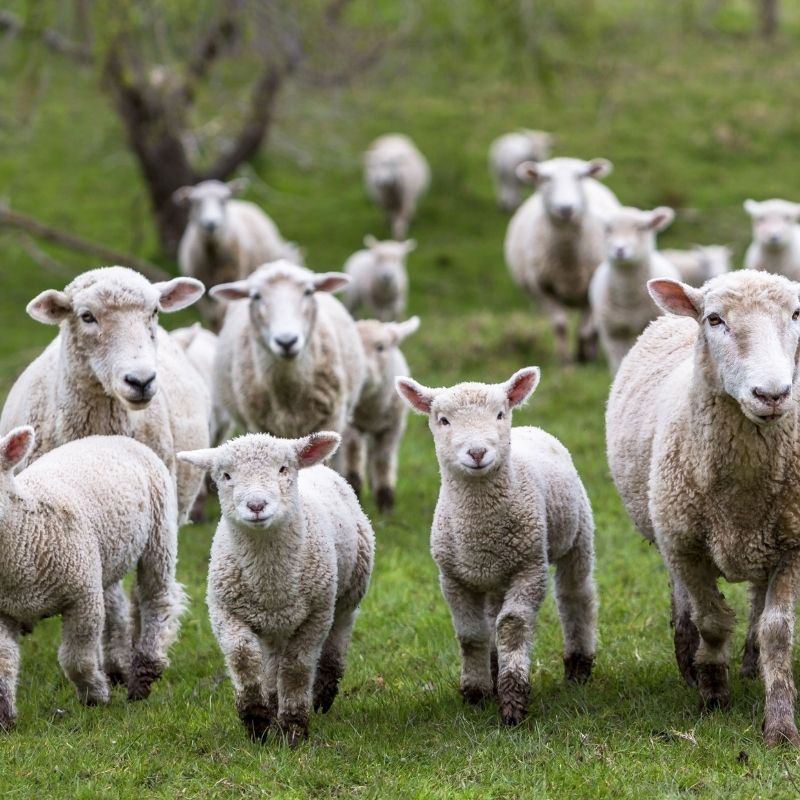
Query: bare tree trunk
xmin=759 ymin=0 xmax=779 ymax=38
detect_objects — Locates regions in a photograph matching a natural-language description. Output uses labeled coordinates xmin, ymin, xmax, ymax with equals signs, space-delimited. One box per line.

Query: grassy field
xmin=4 ymin=2 xmax=800 ymax=797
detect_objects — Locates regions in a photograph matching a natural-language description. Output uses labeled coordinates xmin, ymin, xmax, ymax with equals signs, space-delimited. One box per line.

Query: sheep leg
xmin=671 ymin=576 xmax=700 ymax=687
xmin=541 ymin=296 xmax=571 ymax=365
xmin=0 ymin=615 xmax=20 ymax=731
xmin=576 ymin=306 xmax=599 ymax=363
xmin=103 ymin=582 xmax=131 ymax=686
xmin=486 ymin=594 xmax=503 ymax=695
xmin=341 ymin=426 xmax=365 ymax=499
xmin=760 ymin=562 xmax=800 ymax=746
xmin=440 ymin=574 xmax=493 ymax=705
xmin=368 ymin=426 xmax=403 ymax=513
xmin=741 ymin=583 xmax=767 ymax=679
xmin=260 ymin=642 xmax=279 ymax=721
xmin=59 ymin=596 xmax=110 ymax=706
xmin=313 ymin=607 xmax=358 ymax=713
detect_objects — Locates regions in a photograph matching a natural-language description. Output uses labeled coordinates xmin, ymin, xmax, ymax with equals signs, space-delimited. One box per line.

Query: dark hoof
xmin=497 ymin=670 xmax=529 ymax=726
xmin=672 ymin=607 xmax=700 ymax=688
xmin=564 ymin=653 xmax=594 ymax=684
xmin=107 ymin=668 xmax=128 ymax=687
xmin=313 ymin=683 xmax=339 ymax=714
xmin=740 ymin=642 xmax=760 ymax=679
xmin=127 ymin=653 xmax=163 ymax=701
xmin=764 ymin=717 xmax=800 ymax=747
xmin=189 ymin=491 xmax=207 ymax=524
xmin=576 ymin=333 xmax=598 ymax=363
xmin=278 ymin=716 xmax=309 ymax=748
xmin=461 ymin=684 xmax=493 ymax=706
xmin=696 ymin=663 xmax=730 ymax=712
xmin=238 ymin=702 xmax=273 ymax=742
xmin=375 ymin=487 xmax=395 ymax=513
xmin=346 ymin=473 xmax=362 ymax=499
xmin=490 ymin=649 xmax=498 ymax=695
xmin=313 ymin=653 xmax=343 ymax=713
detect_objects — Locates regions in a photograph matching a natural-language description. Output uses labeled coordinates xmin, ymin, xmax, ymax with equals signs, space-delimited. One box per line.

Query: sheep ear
xmin=296 ymin=432 xmax=340 ymax=468
xmin=504 ymin=367 xmax=540 ymax=408
xmin=155 ymin=277 xmax=205 ymax=312
xmin=743 ymin=199 xmax=760 ymax=217
xmin=404 ymin=239 xmax=417 ymax=253
xmin=389 ymin=316 xmax=420 ymax=344
xmin=27 ymin=290 xmax=71 ymax=325
xmin=313 ymin=272 xmax=350 ymax=294
xmin=227 ymin=177 xmax=249 ymax=196
xmin=395 ymin=377 xmax=436 ymax=414
xmin=172 ymin=186 xmax=193 ymax=206
xmin=176 ymin=447 xmax=218 ymax=470
xmin=647 ymin=206 xmax=675 ymax=232
xmin=364 ymin=234 xmax=379 ymax=249
xmin=516 ymin=160 xmax=540 ymax=185
xmin=209 ymin=279 xmax=252 ymax=302
xmin=648 ymin=279 xmax=703 ymax=318
xmin=0 ymin=426 xmax=35 ymax=471
xmin=584 ymin=158 xmax=612 ymax=179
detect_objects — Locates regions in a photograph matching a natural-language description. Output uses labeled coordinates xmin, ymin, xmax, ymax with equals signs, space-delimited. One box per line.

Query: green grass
xmin=3 ymin=2 xmax=800 ymax=797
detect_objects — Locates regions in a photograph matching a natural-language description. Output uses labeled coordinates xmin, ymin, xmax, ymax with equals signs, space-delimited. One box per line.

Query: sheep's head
xmin=27 ymin=267 xmax=204 ymax=409
xmin=649 ymin=271 xmax=800 ymax=427
xmin=396 ymin=367 xmax=540 ymax=478
xmin=520 ymin=129 xmax=554 ymax=162
xmin=357 ymin=316 xmax=420 ymax=390
xmin=744 ymin=198 xmax=800 ymax=253
xmin=695 ymin=244 xmax=733 ymax=279
xmin=603 ymin=206 xmax=674 ymax=267
xmin=363 ymin=235 xmax=416 ymax=297
xmin=517 ymin=157 xmax=612 ymax=226
xmin=210 ymin=260 xmax=349 ymax=360
xmin=178 ymin=431 xmax=340 ymax=531
xmin=172 ymin=178 xmax=249 ymax=239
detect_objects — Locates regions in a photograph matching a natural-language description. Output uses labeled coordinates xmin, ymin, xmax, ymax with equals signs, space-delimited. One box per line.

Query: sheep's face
xmin=521 ymin=130 xmax=553 ymax=163
xmin=177 ymin=432 xmax=340 ymax=531
xmin=26 ymin=268 xmax=204 ymax=410
xmin=603 ymin=207 xmax=674 ymax=267
xmin=650 ymin=272 xmax=800 ymax=427
xmin=363 ymin=236 xmax=415 ymax=298
xmin=696 ymin=245 xmax=732 ymax=279
xmin=357 ymin=317 xmax=420 ymax=390
xmin=396 ymin=368 xmax=540 ymax=479
xmin=173 ymin=178 xmax=248 ymax=240
xmin=745 ymin=199 xmax=800 ymax=253
xmin=367 ymin=155 xmax=401 ymax=192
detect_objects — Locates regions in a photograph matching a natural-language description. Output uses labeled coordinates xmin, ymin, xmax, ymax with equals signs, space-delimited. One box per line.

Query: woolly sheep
xmin=396 ymin=368 xmax=597 ymax=725
xmin=589 ymin=206 xmax=679 ymax=373
xmin=489 ymin=129 xmax=554 ymax=212
xmin=178 ymin=431 xmax=374 ymax=745
xmin=342 ymin=316 xmax=420 ymax=512
xmin=743 ymin=198 xmax=800 ymax=281
xmin=0 ymin=428 xmax=184 ymax=730
xmin=504 ymin=157 xmax=621 ymax=363
xmin=210 ymin=261 xmax=366 ymax=441
xmin=364 ymin=134 xmax=430 ymax=239
xmin=174 ymin=178 xmax=303 ymax=329
xmin=0 ymin=267 xmax=211 ymax=525
xmin=661 ymin=244 xmax=732 ymax=288
xmin=606 ymin=270 xmax=800 ymax=746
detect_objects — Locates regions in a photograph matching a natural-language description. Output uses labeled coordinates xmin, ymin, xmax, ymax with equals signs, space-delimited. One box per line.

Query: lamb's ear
xmin=296 ymin=432 xmax=340 ymax=468
xmin=227 ymin=177 xmax=249 ymax=196
xmin=395 ymin=377 xmax=436 ymax=414
xmin=364 ymin=234 xmax=379 ymax=249
xmin=647 ymin=206 xmax=675 ymax=232
xmin=0 ymin=426 xmax=35 ymax=471
xmin=155 ymin=277 xmax=205 ymax=312
xmin=27 ymin=289 xmax=71 ymax=325
xmin=504 ymin=367 xmax=540 ymax=408
xmin=403 ymin=239 xmax=417 ymax=253
xmin=209 ymin=279 xmax=252 ymax=302
xmin=743 ymin=199 xmax=760 ymax=217
xmin=389 ymin=316 xmax=420 ymax=345
xmin=176 ymin=447 xmax=218 ymax=471
xmin=584 ymin=158 xmax=613 ymax=179
xmin=648 ymin=279 xmax=703 ymax=318
xmin=313 ymin=272 xmax=350 ymax=294
xmin=516 ymin=160 xmax=540 ymax=185
xmin=172 ymin=186 xmax=193 ymax=206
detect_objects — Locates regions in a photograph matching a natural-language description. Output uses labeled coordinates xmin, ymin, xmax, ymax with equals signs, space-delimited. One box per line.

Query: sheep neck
xmin=250 ymin=327 xmax=319 ymax=395
xmin=607 ymin=257 xmax=653 ymax=305
xmin=439 ymin=458 xmax=516 ymax=531
xmin=228 ymin=514 xmax=307 ymax=580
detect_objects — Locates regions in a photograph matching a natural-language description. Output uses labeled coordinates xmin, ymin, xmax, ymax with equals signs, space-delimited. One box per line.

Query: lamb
xmin=606 ymin=270 xmax=800 ymax=746
xmin=396 ymin=368 xmax=597 ymax=725
xmin=589 ymin=206 xmax=679 ymax=373
xmin=178 ymin=432 xmax=374 ymax=745
xmin=504 ymin=157 xmax=621 ymax=363
xmin=174 ymin=178 xmax=303 ymax=329
xmin=342 ymin=316 xmax=420 ymax=512
xmin=342 ymin=236 xmax=416 ymax=321
xmin=0 ymin=428 xmax=185 ymax=730
xmin=210 ymin=260 xmax=366 ymax=441
xmin=661 ymin=244 xmax=732 ymax=288
xmin=743 ymin=198 xmax=800 ymax=281
xmin=489 ymin=129 xmax=554 ymax=212
xmin=364 ymin=134 xmax=430 ymax=239
xmin=0 ymin=267 xmax=211 ymax=524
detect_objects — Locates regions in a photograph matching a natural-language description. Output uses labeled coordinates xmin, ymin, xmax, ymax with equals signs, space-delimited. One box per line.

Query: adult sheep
xmin=489 ymin=129 xmax=553 ymax=212
xmin=607 ymin=270 xmax=800 ymax=746
xmin=504 ymin=156 xmax=620 ymax=363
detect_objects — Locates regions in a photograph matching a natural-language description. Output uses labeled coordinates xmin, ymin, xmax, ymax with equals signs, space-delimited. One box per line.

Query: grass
xmin=3 ymin=2 xmax=800 ymax=797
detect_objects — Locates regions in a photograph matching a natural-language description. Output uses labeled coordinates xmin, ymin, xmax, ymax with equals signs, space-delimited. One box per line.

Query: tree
xmin=758 ymin=0 xmax=779 ymax=38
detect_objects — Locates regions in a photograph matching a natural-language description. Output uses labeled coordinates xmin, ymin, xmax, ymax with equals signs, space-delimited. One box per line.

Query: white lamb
xmin=0 ymin=267 xmax=210 ymax=524
xmin=607 ymin=270 xmax=800 ymax=746
xmin=504 ymin=157 xmax=621 ymax=363
xmin=364 ymin=134 xmax=430 ymax=239
xmin=342 ymin=316 xmax=420 ymax=512
xmin=589 ymin=206 xmax=679 ymax=373
xmin=210 ymin=261 xmax=365 ymax=440
xmin=0 ymin=428 xmax=185 ymax=730
xmin=743 ymin=198 xmax=800 ymax=281
xmin=396 ymin=368 xmax=597 ymax=726
xmin=178 ymin=432 xmax=374 ymax=746
xmin=661 ymin=244 xmax=732 ymax=288
xmin=489 ymin=129 xmax=554 ymax=212
xmin=343 ymin=236 xmax=416 ymax=321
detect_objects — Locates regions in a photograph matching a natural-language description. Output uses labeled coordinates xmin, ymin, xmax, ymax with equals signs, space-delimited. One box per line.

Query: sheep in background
xmin=489 ymin=129 xmax=554 ymax=212
xmin=504 ymin=157 xmax=620 ymax=364
xmin=743 ymin=199 xmax=800 ymax=281
xmin=589 ymin=206 xmax=679 ymax=373
xmin=364 ymin=134 xmax=430 ymax=238
xmin=178 ymin=432 xmax=374 ymax=746
xmin=661 ymin=244 xmax=732 ymax=288
xmin=343 ymin=236 xmax=416 ymax=321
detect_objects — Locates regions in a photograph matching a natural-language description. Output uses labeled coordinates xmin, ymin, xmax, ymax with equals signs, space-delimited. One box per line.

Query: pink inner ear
xmin=397 ymin=381 xmax=432 ymax=413
xmin=298 ymin=436 xmax=338 ymax=467
xmin=161 ymin=281 xmax=201 ymax=310
xmin=650 ymin=281 xmax=699 ymax=317
xmin=3 ymin=431 xmax=31 ymax=467
xmin=507 ymin=372 xmax=538 ymax=407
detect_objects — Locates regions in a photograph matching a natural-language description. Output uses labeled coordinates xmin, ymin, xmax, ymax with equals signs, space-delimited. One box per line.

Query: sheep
xmin=743 ymin=198 xmax=800 ymax=281
xmin=606 ymin=270 xmax=800 ymax=746
xmin=589 ymin=206 xmax=679 ymax=373
xmin=342 ymin=236 xmax=416 ymax=321
xmin=173 ymin=178 xmax=303 ymax=329
xmin=342 ymin=316 xmax=420 ymax=512
xmin=178 ymin=431 xmax=374 ymax=745
xmin=210 ymin=261 xmax=366 ymax=442
xmin=661 ymin=244 xmax=732 ymax=288
xmin=489 ymin=129 xmax=554 ymax=212
xmin=0 ymin=266 xmax=211 ymax=525
xmin=504 ymin=157 xmax=621 ymax=364
xmin=364 ymin=134 xmax=430 ymax=239
xmin=0 ymin=428 xmax=185 ymax=730
xmin=396 ymin=368 xmax=597 ymax=726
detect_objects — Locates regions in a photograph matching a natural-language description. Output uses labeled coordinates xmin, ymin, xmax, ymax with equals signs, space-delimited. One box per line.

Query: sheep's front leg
xmin=340 ymin=426 xmax=365 ymax=499
xmin=576 ymin=305 xmax=599 ymax=363
xmin=0 ymin=615 xmax=20 ymax=731
xmin=59 ymin=596 xmax=110 ymax=706
xmin=741 ymin=583 xmax=767 ymax=679
xmin=368 ymin=425 xmax=403 ymax=512
xmin=540 ymin=295 xmax=570 ymax=365
xmin=313 ymin=606 xmax=358 ymax=713
xmin=670 ymin=575 xmax=700 ymax=687
xmin=103 ymin=582 xmax=131 ymax=686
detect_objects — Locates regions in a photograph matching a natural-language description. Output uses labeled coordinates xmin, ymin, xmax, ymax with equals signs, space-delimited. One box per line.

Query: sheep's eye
xmin=793 ymin=309 xmax=800 ymax=322
xmin=376 ymin=344 xmax=385 ymax=352
xmin=497 ymin=411 xmax=505 ymax=420
xmin=279 ymin=465 xmax=287 ymax=474
xmin=707 ymin=313 xmax=723 ymax=327
xmin=438 ymin=416 xmax=450 ymax=426
xmin=304 ymin=287 xmax=314 ymax=297
xmin=80 ymin=311 xmax=97 ymax=324
xmin=250 ymin=291 xmax=261 ymax=301
xmin=222 ymin=472 xmax=231 ymax=481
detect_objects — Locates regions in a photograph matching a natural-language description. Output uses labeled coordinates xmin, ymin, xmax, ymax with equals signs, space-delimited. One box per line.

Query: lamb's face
xmin=745 ymin=199 xmax=800 ymax=252
xmin=697 ymin=245 xmax=732 ymax=278
xmin=357 ymin=317 xmax=419 ymax=390
xmin=368 ymin=156 xmax=400 ymax=191
xmin=603 ymin=207 xmax=673 ymax=267
xmin=186 ymin=181 xmax=233 ymax=238
xmin=364 ymin=237 xmax=415 ymax=296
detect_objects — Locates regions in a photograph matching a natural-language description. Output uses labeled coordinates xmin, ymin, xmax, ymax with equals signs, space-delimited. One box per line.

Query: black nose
xmin=124 ymin=372 xmax=156 ymax=395
xmin=201 ymin=220 xmax=218 ymax=233
xmin=247 ymin=500 xmax=266 ymax=513
xmin=468 ymin=447 xmax=487 ymax=465
xmin=752 ymin=385 xmax=791 ymax=405
xmin=558 ymin=205 xmax=574 ymax=220
xmin=274 ymin=334 xmax=299 ymax=352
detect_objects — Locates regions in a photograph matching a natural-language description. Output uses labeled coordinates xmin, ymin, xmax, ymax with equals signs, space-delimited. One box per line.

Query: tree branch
xmin=187 ymin=9 xmax=241 ymax=83
xmin=0 ymin=9 xmax=92 ymax=64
